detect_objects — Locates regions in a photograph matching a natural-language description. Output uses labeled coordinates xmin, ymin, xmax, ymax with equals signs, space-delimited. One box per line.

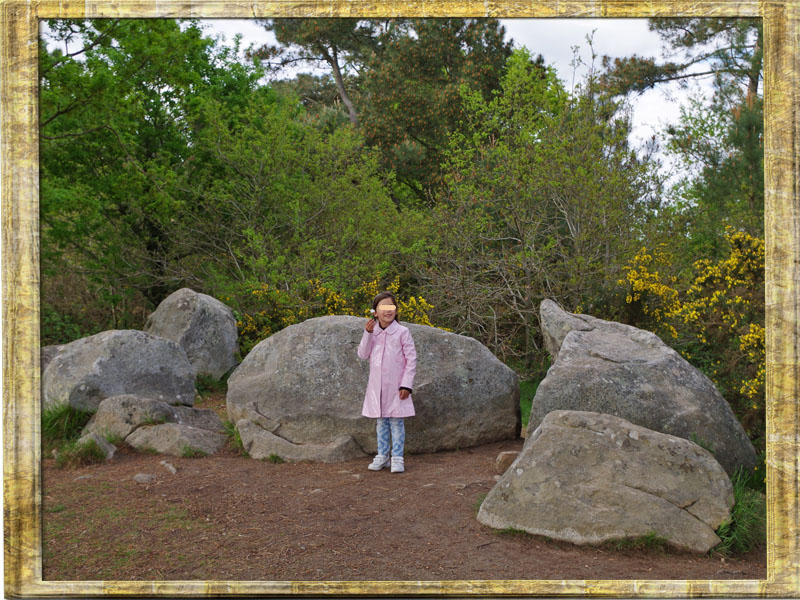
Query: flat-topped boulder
xmin=83 ymin=394 xmax=227 ymax=458
xmin=479 ymin=410 xmax=734 ymax=553
xmin=42 ymin=330 xmax=196 ymax=412
xmin=227 ymin=315 xmax=519 ymax=460
xmin=83 ymin=395 xmax=225 ymax=440
xmin=144 ymin=288 xmax=239 ymax=379
xmin=529 ymin=300 xmax=756 ymax=476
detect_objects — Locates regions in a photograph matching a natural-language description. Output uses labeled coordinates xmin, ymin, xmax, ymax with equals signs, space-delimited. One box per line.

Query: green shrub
xmin=714 ymin=467 xmax=766 ymax=556
xmin=42 ymin=403 xmax=93 ymax=454
xmin=55 ymin=438 xmax=105 ymax=469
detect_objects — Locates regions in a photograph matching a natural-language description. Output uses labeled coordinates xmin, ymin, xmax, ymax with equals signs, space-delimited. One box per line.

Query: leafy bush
xmin=618 ymin=228 xmax=765 ymax=449
xmin=234 ymin=275 xmax=437 ymax=357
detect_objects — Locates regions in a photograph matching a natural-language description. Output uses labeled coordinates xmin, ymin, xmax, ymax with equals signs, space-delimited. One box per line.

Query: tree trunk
xmin=322 ymin=46 xmax=359 ymax=127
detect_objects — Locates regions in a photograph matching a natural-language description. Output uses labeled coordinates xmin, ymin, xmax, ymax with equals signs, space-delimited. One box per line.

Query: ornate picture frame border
xmin=3 ymin=1 xmax=798 ymax=597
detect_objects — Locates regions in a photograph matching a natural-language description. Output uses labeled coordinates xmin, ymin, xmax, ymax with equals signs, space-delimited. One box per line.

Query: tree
xmin=250 ymin=19 xmax=383 ymax=126
xmin=253 ymin=18 xmax=513 ymax=204
xmin=419 ymin=49 xmax=658 ymax=367
xmin=39 ymin=19 xmax=265 ymax=336
xmin=600 ymin=18 xmax=763 ymax=260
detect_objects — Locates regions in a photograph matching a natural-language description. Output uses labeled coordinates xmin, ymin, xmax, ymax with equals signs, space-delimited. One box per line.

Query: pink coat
xmin=357 ymin=319 xmax=417 ymax=418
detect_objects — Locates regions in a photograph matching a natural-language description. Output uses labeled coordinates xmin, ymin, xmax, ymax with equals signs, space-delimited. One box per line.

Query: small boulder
xmin=134 ymin=473 xmax=156 ymax=484
xmin=126 ymin=423 xmax=227 ymax=457
xmin=83 ymin=395 xmax=176 ymax=440
xmin=236 ymin=420 xmax=365 ymax=463
xmin=495 ymin=451 xmax=519 ymax=474
xmin=478 ymin=410 xmax=734 ymax=554
xmin=83 ymin=395 xmax=225 ymax=441
xmin=159 ymin=460 xmax=178 ymax=475
xmin=171 ymin=406 xmax=226 ymax=433
xmin=530 ymin=300 xmax=756 ymax=476
xmin=42 ymin=330 xmax=195 ymax=412
xmin=144 ymin=288 xmax=239 ymax=379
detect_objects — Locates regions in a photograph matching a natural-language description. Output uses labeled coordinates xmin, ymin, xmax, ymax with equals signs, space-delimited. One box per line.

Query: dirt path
xmin=42 ymin=434 xmax=765 ymax=582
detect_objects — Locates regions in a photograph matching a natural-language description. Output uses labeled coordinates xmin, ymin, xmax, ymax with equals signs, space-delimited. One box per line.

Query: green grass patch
xmin=222 ymin=420 xmax=249 ymax=458
xmin=42 ymin=403 xmax=93 ymax=454
xmin=181 ymin=445 xmax=208 ymax=458
xmin=714 ymin=467 xmax=766 ymax=556
xmin=54 ymin=438 xmax=106 ymax=469
xmin=102 ymin=431 xmax=125 ymax=445
xmin=45 ymin=503 xmax=67 ymax=513
xmin=601 ymin=531 xmax=671 ymax=553
xmin=473 ymin=493 xmax=487 ymax=516
xmin=267 ymin=453 xmax=285 ymax=464
xmin=141 ymin=416 xmax=168 ymax=426
xmin=519 ymin=380 xmax=539 ymax=430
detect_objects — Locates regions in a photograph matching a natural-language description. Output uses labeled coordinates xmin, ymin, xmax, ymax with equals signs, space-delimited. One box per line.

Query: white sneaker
xmin=368 ymin=454 xmax=390 ymax=471
xmin=390 ymin=456 xmax=405 ymax=473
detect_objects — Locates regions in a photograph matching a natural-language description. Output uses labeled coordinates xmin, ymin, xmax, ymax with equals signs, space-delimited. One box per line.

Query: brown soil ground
xmin=42 ymin=394 xmax=766 ymax=582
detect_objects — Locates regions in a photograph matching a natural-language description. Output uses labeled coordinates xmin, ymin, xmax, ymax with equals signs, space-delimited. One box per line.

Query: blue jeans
xmin=376 ymin=417 xmax=405 ymax=457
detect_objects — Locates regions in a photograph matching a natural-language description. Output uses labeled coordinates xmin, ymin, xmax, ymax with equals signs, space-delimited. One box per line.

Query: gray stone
xmin=236 ymin=419 xmax=366 ymax=463
xmin=76 ymin=432 xmax=116 ymax=460
xmin=171 ymin=406 xmax=226 ymax=432
xmin=227 ymin=315 xmax=519 ymax=458
xmin=83 ymin=396 xmax=225 ymax=447
xmin=495 ymin=451 xmax=519 ymax=474
xmin=529 ymin=300 xmax=756 ymax=476
xmin=159 ymin=460 xmax=178 ymax=475
xmin=479 ymin=410 xmax=734 ymax=554
xmin=126 ymin=423 xmax=227 ymax=457
xmin=83 ymin=395 xmax=177 ymax=440
xmin=144 ymin=288 xmax=239 ymax=379
xmin=41 ymin=344 xmax=64 ymax=374
xmin=42 ymin=330 xmax=196 ymax=412
xmin=134 ymin=473 xmax=156 ymax=484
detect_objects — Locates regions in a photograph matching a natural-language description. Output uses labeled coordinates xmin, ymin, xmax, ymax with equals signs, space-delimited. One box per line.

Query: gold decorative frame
xmin=2 ymin=1 xmax=798 ymax=597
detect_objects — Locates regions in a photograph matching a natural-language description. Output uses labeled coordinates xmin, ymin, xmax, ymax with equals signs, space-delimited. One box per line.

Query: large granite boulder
xmin=42 ymin=330 xmax=196 ymax=412
xmin=144 ymin=288 xmax=239 ymax=379
xmin=41 ymin=344 xmax=64 ymax=374
xmin=478 ymin=410 xmax=734 ymax=553
xmin=530 ymin=300 xmax=756 ymax=476
xmin=227 ymin=315 xmax=519 ymax=461
xmin=236 ymin=420 xmax=365 ymax=463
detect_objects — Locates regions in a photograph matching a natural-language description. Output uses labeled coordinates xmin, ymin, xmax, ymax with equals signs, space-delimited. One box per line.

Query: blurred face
xmin=375 ymin=298 xmax=396 ymax=326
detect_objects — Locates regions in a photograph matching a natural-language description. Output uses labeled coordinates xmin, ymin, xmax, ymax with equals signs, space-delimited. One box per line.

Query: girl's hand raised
xmin=365 ymin=318 xmax=376 ymax=333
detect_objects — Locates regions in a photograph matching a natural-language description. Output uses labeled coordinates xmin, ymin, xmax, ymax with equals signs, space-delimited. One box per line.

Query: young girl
xmin=357 ymin=291 xmax=417 ymax=473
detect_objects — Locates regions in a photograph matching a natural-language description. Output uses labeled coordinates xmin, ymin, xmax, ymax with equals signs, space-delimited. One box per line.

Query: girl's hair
xmin=372 ymin=291 xmax=399 ymax=322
